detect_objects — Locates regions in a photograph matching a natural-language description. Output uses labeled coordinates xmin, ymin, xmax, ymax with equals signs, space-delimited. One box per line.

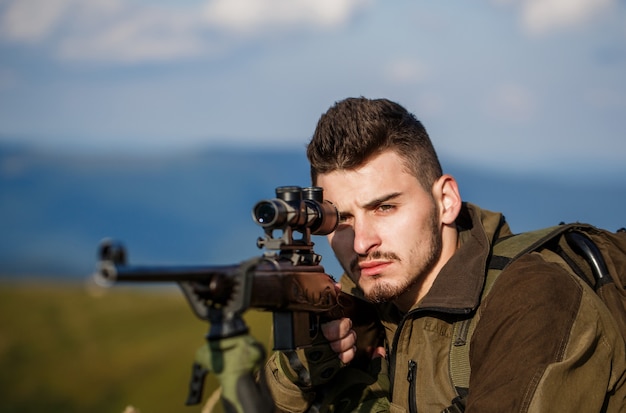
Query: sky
xmin=0 ymin=0 xmax=625 ymax=177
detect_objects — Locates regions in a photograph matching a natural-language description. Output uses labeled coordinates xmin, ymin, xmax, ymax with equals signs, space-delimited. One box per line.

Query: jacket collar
xmin=416 ymin=202 xmax=509 ymax=313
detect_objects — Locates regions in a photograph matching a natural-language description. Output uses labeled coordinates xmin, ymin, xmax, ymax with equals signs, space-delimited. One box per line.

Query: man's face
xmin=317 ymin=150 xmax=443 ymax=305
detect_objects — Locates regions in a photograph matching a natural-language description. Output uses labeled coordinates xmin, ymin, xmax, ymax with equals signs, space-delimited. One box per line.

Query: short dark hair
xmin=307 ymin=97 xmax=443 ymax=191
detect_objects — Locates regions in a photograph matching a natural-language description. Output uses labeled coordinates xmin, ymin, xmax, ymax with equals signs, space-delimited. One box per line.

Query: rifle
xmin=96 ymin=186 xmax=378 ymax=408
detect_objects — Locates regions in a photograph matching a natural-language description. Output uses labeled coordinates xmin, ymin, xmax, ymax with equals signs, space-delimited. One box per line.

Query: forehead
xmin=317 ymin=150 xmax=421 ymax=206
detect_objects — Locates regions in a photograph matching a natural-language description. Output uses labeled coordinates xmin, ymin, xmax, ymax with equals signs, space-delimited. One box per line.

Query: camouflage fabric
xmin=196 ymin=334 xmax=274 ymax=413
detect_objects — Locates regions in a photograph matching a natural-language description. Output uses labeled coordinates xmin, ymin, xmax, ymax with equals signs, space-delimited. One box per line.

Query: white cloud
xmin=519 ymin=0 xmax=615 ymax=35
xmin=0 ymin=0 xmax=73 ymax=42
xmin=1 ymin=0 xmax=212 ymax=62
xmin=58 ymin=6 xmax=208 ymax=63
xmin=203 ymin=0 xmax=370 ymax=34
xmin=0 ymin=0 xmax=370 ymax=63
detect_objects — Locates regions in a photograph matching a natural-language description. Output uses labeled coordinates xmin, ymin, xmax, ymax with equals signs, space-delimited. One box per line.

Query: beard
xmin=353 ymin=207 xmax=443 ymax=304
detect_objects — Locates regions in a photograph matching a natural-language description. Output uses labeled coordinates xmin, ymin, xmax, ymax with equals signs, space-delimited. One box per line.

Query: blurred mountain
xmin=1 ymin=142 xmax=624 ymax=280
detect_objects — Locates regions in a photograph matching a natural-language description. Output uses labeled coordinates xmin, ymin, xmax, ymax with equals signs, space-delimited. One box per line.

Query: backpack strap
xmin=448 ymin=224 xmax=573 ymax=402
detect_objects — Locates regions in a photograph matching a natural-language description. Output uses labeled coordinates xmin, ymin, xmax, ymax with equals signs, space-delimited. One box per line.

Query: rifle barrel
xmin=98 ymin=261 xmax=239 ymax=283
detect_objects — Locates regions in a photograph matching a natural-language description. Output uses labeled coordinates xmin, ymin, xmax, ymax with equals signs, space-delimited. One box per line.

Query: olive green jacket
xmin=265 ymin=203 xmax=626 ymax=412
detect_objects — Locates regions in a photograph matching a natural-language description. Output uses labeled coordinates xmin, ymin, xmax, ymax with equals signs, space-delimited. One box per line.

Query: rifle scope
xmin=252 ymin=186 xmax=338 ymax=235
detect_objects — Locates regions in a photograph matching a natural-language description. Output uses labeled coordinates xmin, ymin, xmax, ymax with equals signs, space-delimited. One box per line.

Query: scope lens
xmin=254 ymin=202 xmax=277 ymax=225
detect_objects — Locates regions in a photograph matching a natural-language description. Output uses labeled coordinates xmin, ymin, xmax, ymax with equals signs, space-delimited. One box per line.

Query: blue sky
xmin=0 ymin=0 xmax=625 ymax=176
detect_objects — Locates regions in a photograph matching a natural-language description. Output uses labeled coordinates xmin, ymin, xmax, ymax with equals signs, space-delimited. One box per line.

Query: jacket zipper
xmin=389 ymin=306 xmax=471 ymax=396
xmin=388 ymin=308 xmax=471 ymax=413
xmin=407 ymin=359 xmax=418 ymax=413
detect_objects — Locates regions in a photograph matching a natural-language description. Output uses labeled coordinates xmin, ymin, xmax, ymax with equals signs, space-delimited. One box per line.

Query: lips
xmin=358 ymin=261 xmax=392 ymax=277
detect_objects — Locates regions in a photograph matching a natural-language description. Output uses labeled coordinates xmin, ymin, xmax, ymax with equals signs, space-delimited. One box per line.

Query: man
xmin=263 ymin=97 xmax=626 ymax=412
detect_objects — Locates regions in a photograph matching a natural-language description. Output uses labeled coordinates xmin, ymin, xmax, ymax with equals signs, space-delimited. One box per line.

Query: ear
xmin=432 ymin=174 xmax=462 ymax=225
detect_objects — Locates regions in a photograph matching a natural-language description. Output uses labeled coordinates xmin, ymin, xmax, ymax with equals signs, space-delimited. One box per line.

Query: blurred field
xmin=0 ymin=280 xmax=274 ymax=413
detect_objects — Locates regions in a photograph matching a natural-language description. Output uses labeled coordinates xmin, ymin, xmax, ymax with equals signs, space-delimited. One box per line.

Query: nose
xmin=353 ymin=218 xmax=380 ymax=256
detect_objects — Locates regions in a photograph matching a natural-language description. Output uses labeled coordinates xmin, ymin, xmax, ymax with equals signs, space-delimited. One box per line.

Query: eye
xmin=377 ymin=204 xmax=395 ymax=213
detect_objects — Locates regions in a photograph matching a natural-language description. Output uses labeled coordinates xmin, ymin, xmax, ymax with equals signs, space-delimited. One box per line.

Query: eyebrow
xmin=336 ymin=192 xmax=403 ymax=219
xmin=360 ymin=192 xmax=403 ymax=210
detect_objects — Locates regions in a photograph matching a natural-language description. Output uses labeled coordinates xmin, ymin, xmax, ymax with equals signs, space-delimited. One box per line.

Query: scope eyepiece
xmin=252 ymin=186 xmax=338 ymax=235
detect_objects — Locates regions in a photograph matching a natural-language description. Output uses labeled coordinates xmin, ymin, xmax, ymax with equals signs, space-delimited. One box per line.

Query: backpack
xmin=445 ymin=223 xmax=626 ymax=413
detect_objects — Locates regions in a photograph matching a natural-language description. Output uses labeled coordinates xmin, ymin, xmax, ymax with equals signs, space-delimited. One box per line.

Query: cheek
xmin=380 ymin=210 xmax=429 ymax=249
xmin=400 ymin=204 xmax=434 ymax=230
